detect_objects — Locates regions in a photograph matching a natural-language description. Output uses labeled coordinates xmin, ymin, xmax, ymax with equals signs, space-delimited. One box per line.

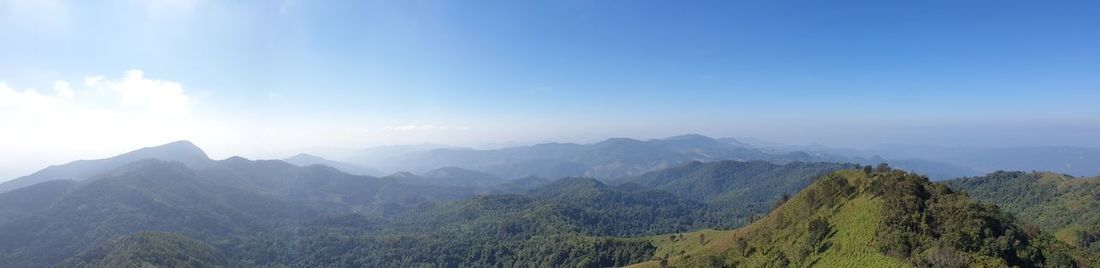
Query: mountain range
xmin=332 ymin=134 xmax=983 ymax=181
xmin=0 ymin=140 xmax=1098 ymax=267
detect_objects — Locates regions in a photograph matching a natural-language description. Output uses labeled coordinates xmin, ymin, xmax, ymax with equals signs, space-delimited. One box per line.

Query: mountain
xmin=377 ymin=167 xmax=504 ymax=188
xmin=0 ymin=157 xmax=478 ymax=267
xmin=0 ymin=159 xmax=295 ymax=266
xmin=343 ymin=143 xmax=457 ymax=168
xmin=946 ymin=171 xmax=1100 ymax=253
xmin=489 ymin=176 xmax=552 ymax=193
xmin=283 ymin=153 xmax=384 ymax=176
xmin=349 ymin=134 xmax=862 ymax=181
xmin=722 ymin=138 xmax=1100 ymax=180
xmin=418 ymin=166 xmax=505 ymax=187
xmin=0 ymin=140 xmax=214 ymax=193
xmin=4 ymin=141 xmax=1093 ymax=267
xmin=629 ymin=168 xmax=1089 ymax=267
xmin=341 ymin=134 xmax=982 ymax=181
xmin=867 ymin=144 xmax=1100 ymax=177
xmin=614 ymin=160 xmax=857 ymax=227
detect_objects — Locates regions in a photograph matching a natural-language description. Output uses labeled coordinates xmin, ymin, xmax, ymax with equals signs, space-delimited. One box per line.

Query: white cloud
xmin=0 ymin=84 xmax=70 ymax=121
xmin=85 ymin=69 xmax=189 ymax=116
xmin=0 ymin=69 xmax=201 ymax=163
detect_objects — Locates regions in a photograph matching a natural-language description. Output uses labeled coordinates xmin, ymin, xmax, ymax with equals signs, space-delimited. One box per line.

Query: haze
xmin=2 ymin=0 xmax=1098 ymax=180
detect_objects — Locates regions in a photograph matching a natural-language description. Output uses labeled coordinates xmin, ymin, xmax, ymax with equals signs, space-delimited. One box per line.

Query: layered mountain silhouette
xmin=0 ymin=156 xmax=478 ymax=266
xmin=346 ymin=134 xmax=975 ymax=180
xmin=283 ymin=153 xmax=384 ymax=176
xmin=0 ymin=141 xmax=213 ymax=193
xmin=1 ymin=140 xmax=1096 ymax=267
xmin=382 ymin=166 xmax=505 ymax=188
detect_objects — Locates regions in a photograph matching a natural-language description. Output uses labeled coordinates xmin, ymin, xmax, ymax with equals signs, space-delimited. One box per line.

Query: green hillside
xmin=946 ymin=171 xmax=1100 ymax=254
xmin=631 ymin=168 xmax=1088 ymax=267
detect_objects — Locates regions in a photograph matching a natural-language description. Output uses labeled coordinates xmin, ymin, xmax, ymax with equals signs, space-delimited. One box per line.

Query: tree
xmin=773 ymin=193 xmax=790 ymax=210
xmin=875 ymin=163 xmax=891 ymax=173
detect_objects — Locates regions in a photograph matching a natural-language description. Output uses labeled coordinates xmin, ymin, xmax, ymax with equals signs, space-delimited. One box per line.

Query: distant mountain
xmin=344 ymin=144 xmax=457 ymax=169
xmin=868 ymin=144 xmax=1100 ymax=177
xmin=946 ymin=171 xmax=1100 ymax=253
xmin=0 ymin=140 xmax=214 ymax=193
xmin=630 ymin=168 xmax=1088 ymax=267
xmin=419 ymin=166 xmax=505 ymax=187
xmin=379 ymin=167 xmax=505 ymax=188
xmin=614 ymin=160 xmax=856 ymax=226
xmin=351 ymin=134 xmax=861 ymax=180
xmin=489 ymin=176 xmax=552 ymax=193
xmin=876 ymin=157 xmax=982 ymax=180
xmin=283 ymin=153 xmax=384 ymax=176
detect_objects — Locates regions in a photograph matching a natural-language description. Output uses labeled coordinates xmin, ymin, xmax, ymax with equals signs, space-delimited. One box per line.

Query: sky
xmin=1 ymin=0 xmax=1099 ymax=179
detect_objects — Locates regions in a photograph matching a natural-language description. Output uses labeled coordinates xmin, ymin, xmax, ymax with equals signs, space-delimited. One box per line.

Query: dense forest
xmin=947 ymin=171 xmax=1100 ymax=254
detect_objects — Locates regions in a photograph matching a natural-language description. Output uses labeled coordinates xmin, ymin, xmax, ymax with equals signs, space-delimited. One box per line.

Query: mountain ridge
xmin=0 ymin=140 xmax=213 ymax=193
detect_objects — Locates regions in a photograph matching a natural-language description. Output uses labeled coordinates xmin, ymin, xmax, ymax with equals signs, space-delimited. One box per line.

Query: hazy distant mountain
xmin=351 ymin=134 xmax=853 ymax=180
xmin=730 ymin=138 xmax=1100 ymax=178
xmin=0 ymin=141 xmax=214 ymax=193
xmin=490 ymin=176 xmax=552 ymax=193
xmin=344 ymin=144 xmax=457 ymax=169
xmin=712 ymin=138 xmax=988 ymax=180
xmin=419 ymin=166 xmax=505 ymax=187
xmin=867 ymin=144 xmax=1100 ymax=177
xmin=284 ymin=153 xmax=384 ymax=176
xmin=379 ymin=167 xmax=505 ymax=188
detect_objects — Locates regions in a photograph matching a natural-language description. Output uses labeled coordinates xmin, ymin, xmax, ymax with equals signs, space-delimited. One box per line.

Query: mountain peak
xmin=386 ymin=171 xmax=418 ymax=179
xmin=661 ymin=134 xmax=715 ymax=141
xmin=0 ymin=140 xmax=213 ymax=193
xmin=122 ymin=140 xmax=210 ymax=163
xmin=597 ymin=137 xmax=643 ymax=145
xmin=286 ymin=153 xmax=324 ymax=162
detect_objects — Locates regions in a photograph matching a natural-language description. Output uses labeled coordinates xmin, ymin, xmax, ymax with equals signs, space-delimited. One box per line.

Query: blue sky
xmin=1 ymin=0 xmax=1098 ymax=175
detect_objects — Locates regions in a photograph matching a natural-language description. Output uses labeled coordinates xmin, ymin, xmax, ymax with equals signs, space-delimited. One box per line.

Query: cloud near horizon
xmin=0 ymin=69 xmax=200 ymax=167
